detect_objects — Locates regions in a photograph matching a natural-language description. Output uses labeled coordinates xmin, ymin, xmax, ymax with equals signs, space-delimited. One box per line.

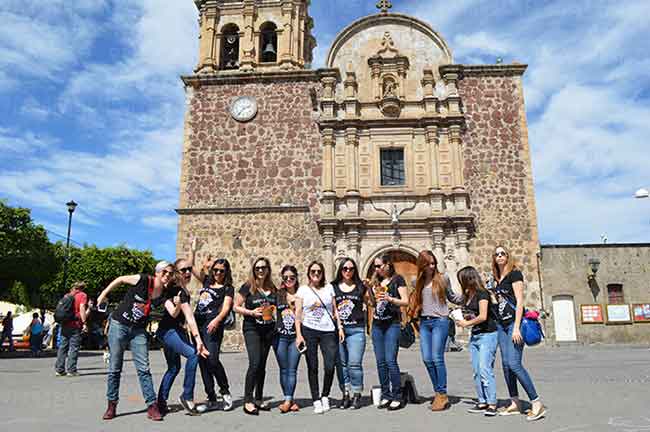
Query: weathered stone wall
xmin=541 ymin=244 xmax=650 ymax=344
xmin=459 ymin=72 xmax=542 ymax=307
xmin=177 ymin=75 xmax=323 ymax=350
xmin=179 ymin=79 xmax=322 ymax=209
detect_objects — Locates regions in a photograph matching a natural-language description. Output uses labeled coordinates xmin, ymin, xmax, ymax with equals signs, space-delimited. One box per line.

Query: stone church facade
xmin=177 ymin=0 xmax=541 ymax=349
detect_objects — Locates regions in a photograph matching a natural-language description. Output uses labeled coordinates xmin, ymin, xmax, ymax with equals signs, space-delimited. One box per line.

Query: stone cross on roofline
xmin=376 ymin=0 xmax=392 ymax=14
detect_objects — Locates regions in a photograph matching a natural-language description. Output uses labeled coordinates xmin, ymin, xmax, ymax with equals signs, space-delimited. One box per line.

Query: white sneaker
xmin=196 ymin=400 xmax=218 ymax=413
xmin=222 ymin=394 xmax=233 ymax=411
xmin=321 ymin=396 xmax=330 ymax=412
xmin=313 ymin=400 xmax=324 ymax=414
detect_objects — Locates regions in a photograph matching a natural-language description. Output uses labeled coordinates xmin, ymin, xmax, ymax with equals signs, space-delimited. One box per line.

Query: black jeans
xmin=302 ymin=326 xmax=338 ymax=401
xmin=198 ymin=323 xmax=230 ymax=400
xmin=243 ymin=327 xmax=277 ymax=404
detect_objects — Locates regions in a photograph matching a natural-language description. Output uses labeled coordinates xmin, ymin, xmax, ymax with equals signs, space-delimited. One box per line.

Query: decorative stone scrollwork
xmin=368 ymin=31 xmax=410 ymax=118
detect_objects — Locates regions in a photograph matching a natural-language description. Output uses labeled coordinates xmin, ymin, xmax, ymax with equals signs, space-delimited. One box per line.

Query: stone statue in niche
xmin=383 ymin=80 xmax=397 ymax=98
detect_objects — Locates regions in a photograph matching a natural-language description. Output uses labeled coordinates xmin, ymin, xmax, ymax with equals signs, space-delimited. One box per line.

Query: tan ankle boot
xmin=431 ymin=393 xmax=449 ymax=411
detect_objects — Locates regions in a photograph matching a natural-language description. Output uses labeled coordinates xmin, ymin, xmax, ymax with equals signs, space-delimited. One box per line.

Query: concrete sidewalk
xmin=1 ymin=344 xmax=649 ymax=432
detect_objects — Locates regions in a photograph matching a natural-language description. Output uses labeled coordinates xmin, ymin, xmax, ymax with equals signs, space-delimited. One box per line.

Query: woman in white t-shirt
xmin=295 ymin=261 xmax=344 ymax=415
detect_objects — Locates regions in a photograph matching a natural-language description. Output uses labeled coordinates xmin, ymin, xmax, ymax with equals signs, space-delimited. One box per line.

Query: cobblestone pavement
xmin=1 ymin=344 xmax=649 ymax=432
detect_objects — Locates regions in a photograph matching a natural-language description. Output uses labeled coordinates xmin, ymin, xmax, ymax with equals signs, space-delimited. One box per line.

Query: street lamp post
xmin=61 ymin=200 xmax=78 ymax=293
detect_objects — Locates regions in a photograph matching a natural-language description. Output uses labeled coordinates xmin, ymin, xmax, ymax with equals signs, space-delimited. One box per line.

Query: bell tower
xmin=194 ymin=0 xmax=316 ymax=73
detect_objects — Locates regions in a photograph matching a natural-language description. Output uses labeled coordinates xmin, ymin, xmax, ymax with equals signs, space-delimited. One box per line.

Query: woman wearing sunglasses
xmin=332 ymin=258 xmax=367 ymax=410
xmin=194 ymin=258 xmax=234 ymax=412
xmin=408 ymin=250 xmax=462 ymax=412
xmin=368 ymin=255 xmax=409 ymax=411
xmin=155 ymin=258 xmax=209 ymax=416
xmin=295 ymin=261 xmax=344 ymax=414
xmin=233 ymin=257 xmax=278 ymax=415
xmin=274 ymin=265 xmax=302 ymax=413
xmin=491 ymin=245 xmax=546 ymax=421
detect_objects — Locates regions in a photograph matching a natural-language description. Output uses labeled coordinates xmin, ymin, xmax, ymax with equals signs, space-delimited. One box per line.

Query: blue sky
xmin=1 ymin=0 xmax=649 ymax=260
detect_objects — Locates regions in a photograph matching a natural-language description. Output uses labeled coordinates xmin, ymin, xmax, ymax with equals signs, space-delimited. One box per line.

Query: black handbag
xmin=399 ymin=320 xmax=417 ymax=348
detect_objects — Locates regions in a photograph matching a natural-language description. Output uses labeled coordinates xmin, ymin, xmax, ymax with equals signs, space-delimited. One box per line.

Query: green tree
xmin=0 ymin=201 xmax=60 ymax=306
xmin=40 ymin=244 xmax=157 ymax=306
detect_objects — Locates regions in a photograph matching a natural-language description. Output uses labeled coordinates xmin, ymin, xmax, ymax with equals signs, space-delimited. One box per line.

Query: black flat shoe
xmin=255 ymin=401 xmax=271 ymax=411
xmin=339 ymin=392 xmax=350 ymax=409
xmin=243 ymin=404 xmax=259 ymax=416
xmin=378 ymin=399 xmax=390 ymax=409
xmin=351 ymin=393 xmax=362 ymax=410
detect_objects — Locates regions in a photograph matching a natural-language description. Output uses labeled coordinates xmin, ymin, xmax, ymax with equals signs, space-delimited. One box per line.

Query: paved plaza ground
xmin=1 ymin=344 xmax=649 ymax=432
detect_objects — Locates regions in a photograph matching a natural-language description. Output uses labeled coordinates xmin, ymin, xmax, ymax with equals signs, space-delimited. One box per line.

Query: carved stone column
xmin=321 ymin=227 xmax=336 ymax=280
xmin=432 ymin=225 xmax=445 ymax=270
xmin=195 ymin=6 xmax=219 ymax=73
xmin=344 ymin=72 xmax=359 ymax=118
xmin=346 ymin=225 xmax=361 ymax=263
xmin=422 ymin=69 xmax=436 ymax=113
xmin=345 ymin=128 xmax=359 ymax=194
xmin=322 ymin=128 xmax=335 ymax=194
xmin=320 ymin=76 xmax=337 ymax=119
xmin=456 ymin=225 xmax=470 ymax=268
xmin=449 ymin=125 xmax=465 ymax=191
xmin=239 ymin=0 xmax=256 ymax=72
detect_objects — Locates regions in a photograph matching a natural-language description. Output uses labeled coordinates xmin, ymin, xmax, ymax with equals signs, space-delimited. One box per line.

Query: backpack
xmin=54 ymin=294 xmax=77 ymax=323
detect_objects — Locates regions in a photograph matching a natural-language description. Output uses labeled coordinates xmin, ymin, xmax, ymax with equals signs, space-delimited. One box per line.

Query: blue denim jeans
xmin=371 ymin=322 xmax=401 ymax=401
xmin=55 ymin=327 xmax=82 ymax=373
xmin=157 ymin=327 xmax=199 ymax=402
xmin=419 ymin=317 xmax=449 ymax=394
xmin=469 ymin=331 xmax=498 ymax=405
xmin=274 ymin=336 xmax=301 ymax=401
xmin=106 ymin=319 xmax=156 ymax=406
xmin=336 ymin=326 xmax=366 ymax=393
xmin=497 ymin=322 xmax=539 ymax=401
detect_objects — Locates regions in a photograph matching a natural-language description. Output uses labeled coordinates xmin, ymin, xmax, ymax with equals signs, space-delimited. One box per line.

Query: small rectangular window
xmin=380 ymin=148 xmax=405 ymax=186
xmin=607 ymin=283 xmax=624 ymax=304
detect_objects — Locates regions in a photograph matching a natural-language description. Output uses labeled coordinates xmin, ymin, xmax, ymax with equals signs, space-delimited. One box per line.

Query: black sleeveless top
xmin=333 ymin=282 xmax=366 ymax=328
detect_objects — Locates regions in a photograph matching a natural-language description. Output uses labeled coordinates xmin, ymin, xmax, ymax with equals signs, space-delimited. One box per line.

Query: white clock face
xmin=230 ymin=96 xmax=258 ymax=122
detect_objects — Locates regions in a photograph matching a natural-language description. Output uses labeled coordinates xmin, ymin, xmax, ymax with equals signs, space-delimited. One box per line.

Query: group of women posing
xmin=97 ymin=244 xmax=546 ymax=422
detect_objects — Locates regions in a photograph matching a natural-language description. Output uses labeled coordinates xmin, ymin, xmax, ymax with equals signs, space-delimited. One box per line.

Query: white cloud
xmin=20 ymin=98 xmax=52 ymax=120
xmin=141 ymin=215 xmax=179 ymax=231
xmin=0 ymin=128 xmax=57 ymax=153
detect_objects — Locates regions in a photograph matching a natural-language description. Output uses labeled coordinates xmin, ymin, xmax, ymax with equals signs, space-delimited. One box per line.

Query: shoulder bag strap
xmin=308 ymin=286 xmax=337 ymax=328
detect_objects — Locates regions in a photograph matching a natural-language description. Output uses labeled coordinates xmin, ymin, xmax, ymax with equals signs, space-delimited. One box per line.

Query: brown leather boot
xmin=431 ymin=393 xmax=449 ymax=411
xmin=147 ymin=402 xmax=163 ymax=421
xmin=102 ymin=401 xmax=117 ymax=420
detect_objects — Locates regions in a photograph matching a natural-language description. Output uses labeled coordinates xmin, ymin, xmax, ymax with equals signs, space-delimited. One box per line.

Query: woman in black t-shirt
xmin=368 ymin=254 xmax=409 ymax=411
xmin=194 ymin=258 xmax=235 ymax=413
xmin=491 ymin=245 xmax=545 ymax=421
xmin=156 ymin=258 xmax=209 ymax=416
xmin=273 ymin=265 xmax=302 ymax=413
xmin=455 ymin=266 xmax=499 ymax=416
xmin=233 ymin=257 xmax=278 ymax=415
xmin=332 ymin=257 xmax=368 ymax=410
xmin=97 ymin=261 xmax=172 ymax=421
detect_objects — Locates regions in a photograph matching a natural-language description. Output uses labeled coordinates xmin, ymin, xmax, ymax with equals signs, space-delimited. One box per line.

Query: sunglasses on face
xmin=162 ymin=270 xmax=174 ymax=276
xmin=310 ymin=269 xmax=323 ymax=275
xmin=373 ymin=264 xmax=383 ymax=269
xmin=212 ymin=268 xmax=226 ymax=274
xmin=495 ymin=251 xmax=507 ymax=258
xmin=342 ymin=266 xmax=355 ymax=272
xmin=255 ymin=265 xmax=268 ymax=272
xmin=283 ymin=275 xmax=297 ymax=282
xmin=179 ymin=267 xmax=193 ymax=273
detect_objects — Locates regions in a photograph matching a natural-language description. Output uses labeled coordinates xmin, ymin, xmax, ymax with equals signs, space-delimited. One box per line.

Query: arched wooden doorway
xmin=366 ymin=249 xmax=418 ymax=287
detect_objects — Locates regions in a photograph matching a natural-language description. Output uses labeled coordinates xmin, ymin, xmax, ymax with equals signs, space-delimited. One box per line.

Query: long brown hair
xmin=248 ymin=257 xmax=276 ymax=295
xmin=409 ymin=250 xmax=447 ymax=318
xmin=491 ymin=244 xmax=519 ymax=282
xmin=457 ymin=266 xmax=486 ymax=301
